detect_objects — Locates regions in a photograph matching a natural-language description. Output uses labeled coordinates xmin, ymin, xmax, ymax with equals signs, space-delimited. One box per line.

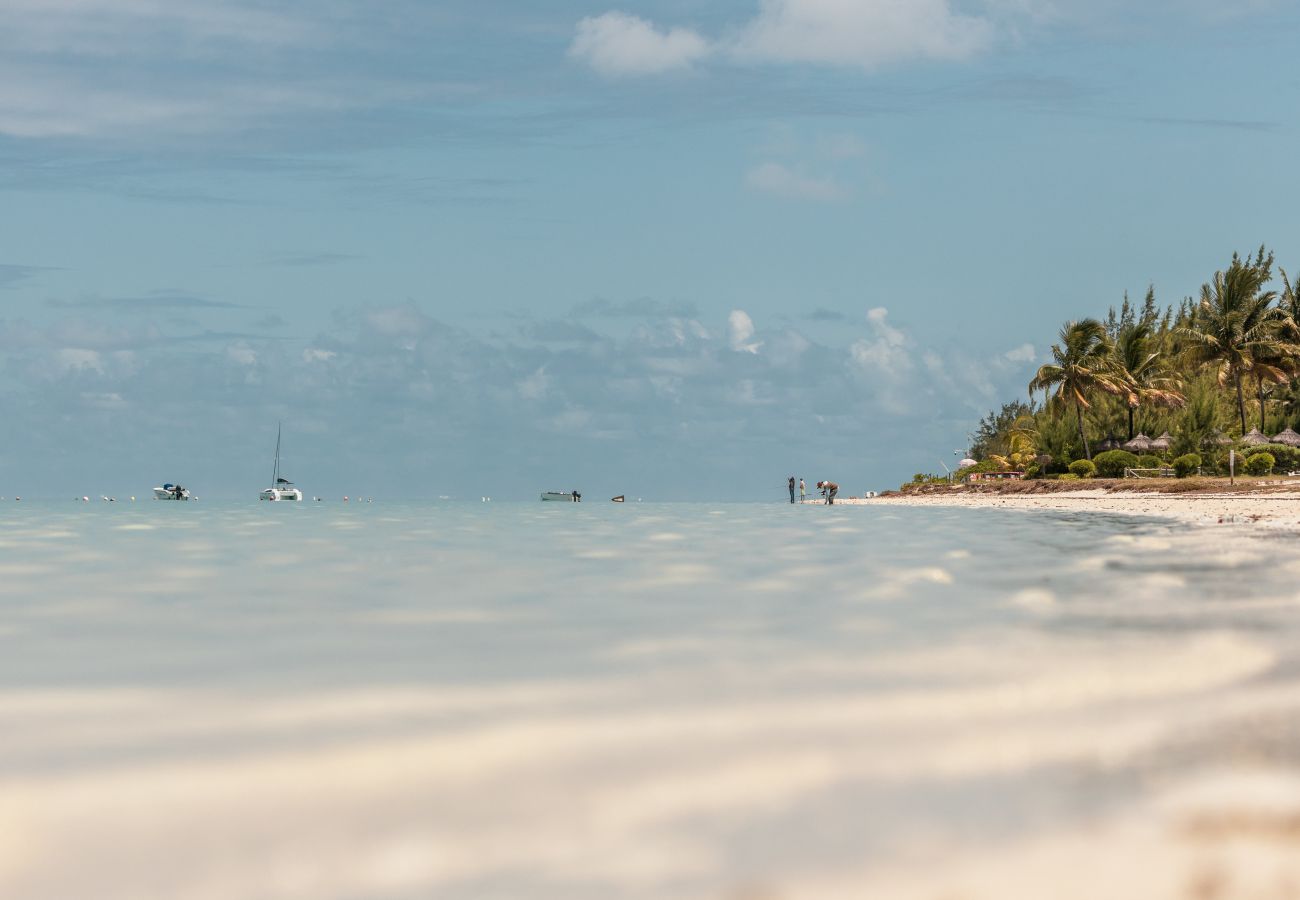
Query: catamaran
xmin=259 ymin=424 xmax=303 ymax=502
xmin=540 ymin=491 xmax=581 ymax=502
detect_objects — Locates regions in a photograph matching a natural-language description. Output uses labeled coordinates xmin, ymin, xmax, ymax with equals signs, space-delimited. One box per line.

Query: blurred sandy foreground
xmin=3 ymin=629 xmax=1300 ymax=899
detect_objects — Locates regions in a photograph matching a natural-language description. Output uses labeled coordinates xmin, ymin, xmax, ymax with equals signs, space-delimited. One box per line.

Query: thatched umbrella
xmin=1149 ymin=432 xmax=1173 ymax=452
xmin=1240 ymin=428 xmax=1269 ymax=446
xmin=1270 ymin=428 xmax=1300 ymax=447
xmin=1097 ymin=436 xmax=1121 ymax=452
xmin=1123 ymin=433 xmax=1152 ymax=452
xmin=1206 ymin=430 xmax=1234 ymax=447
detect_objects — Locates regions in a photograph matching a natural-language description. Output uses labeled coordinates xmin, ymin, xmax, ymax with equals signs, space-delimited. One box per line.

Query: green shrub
xmin=1173 ymin=453 xmax=1202 ymax=478
xmin=1068 ymin=459 xmax=1096 ymax=479
xmin=1244 ymin=443 xmax=1300 ymax=472
xmin=1244 ymin=452 xmax=1275 ymax=476
xmin=1092 ymin=449 xmax=1139 ymax=478
xmin=1057 ymin=473 xmax=1081 ymax=481
xmin=1137 ymin=454 xmax=1163 ymax=469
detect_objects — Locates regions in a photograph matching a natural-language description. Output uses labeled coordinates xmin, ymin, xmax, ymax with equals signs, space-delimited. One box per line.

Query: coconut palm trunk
xmin=1258 ymin=375 xmax=1267 ymax=432
xmin=1076 ymin=399 xmax=1091 ymax=460
xmin=1127 ymin=405 xmax=1135 ymax=441
xmin=1235 ymin=373 xmax=1247 ymax=436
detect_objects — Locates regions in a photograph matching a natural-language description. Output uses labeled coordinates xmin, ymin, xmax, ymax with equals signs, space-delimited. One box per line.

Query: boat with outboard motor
xmin=153 ymin=483 xmax=192 ymax=500
xmin=541 ymin=491 xmax=581 ymax=502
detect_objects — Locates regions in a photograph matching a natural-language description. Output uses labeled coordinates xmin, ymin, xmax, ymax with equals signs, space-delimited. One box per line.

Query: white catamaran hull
xmin=259 ymin=488 xmax=303 ymax=502
xmin=540 ymin=491 xmax=580 ymax=502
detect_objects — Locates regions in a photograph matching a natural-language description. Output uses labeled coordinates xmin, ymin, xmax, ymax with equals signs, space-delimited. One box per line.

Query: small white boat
xmin=260 ymin=423 xmax=303 ymax=501
xmin=541 ymin=491 xmax=581 ymax=502
xmin=153 ymin=483 xmax=192 ymax=500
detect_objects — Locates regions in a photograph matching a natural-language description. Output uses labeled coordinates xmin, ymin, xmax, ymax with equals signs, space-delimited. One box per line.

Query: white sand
xmin=870 ymin=488 xmax=1300 ymax=527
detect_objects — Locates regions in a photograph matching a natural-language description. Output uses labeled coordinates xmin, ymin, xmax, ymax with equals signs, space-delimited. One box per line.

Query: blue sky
xmin=2 ymin=0 xmax=1299 ymax=499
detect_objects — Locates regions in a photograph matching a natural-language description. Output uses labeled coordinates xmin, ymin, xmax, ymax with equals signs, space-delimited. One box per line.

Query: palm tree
xmin=1028 ymin=319 xmax=1128 ymax=460
xmin=1113 ymin=319 xmax=1184 ymax=440
xmin=1176 ymin=253 xmax=1288 ymax=436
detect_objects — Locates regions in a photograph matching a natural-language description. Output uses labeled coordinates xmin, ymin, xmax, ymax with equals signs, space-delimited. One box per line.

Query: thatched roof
xmin=1206 ymin=430 xmax=1234 ymax=446
xmin=1097 ymin=436 xmax=1121 ymax=451
xmin=1149 ymin=432 xmax=1173 ymax=450
xmin=1123 ymin=433 xmax=1152 ymax=452
xmin=1270 ymin=428 xmax=1300 ymax=447
xmin=1240 ymin=428 xmax=1270 ymax=446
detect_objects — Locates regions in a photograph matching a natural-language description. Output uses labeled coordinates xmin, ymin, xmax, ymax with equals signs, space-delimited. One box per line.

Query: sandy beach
xmin=869 ymin=487 xmax=1300 ymax=527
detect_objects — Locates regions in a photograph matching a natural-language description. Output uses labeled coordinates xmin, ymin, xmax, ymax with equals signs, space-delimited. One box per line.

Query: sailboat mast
xmin=272 ymin=422 xmax=281 ymax=487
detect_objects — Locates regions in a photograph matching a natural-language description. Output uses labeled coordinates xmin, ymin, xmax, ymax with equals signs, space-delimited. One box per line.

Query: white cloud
xmin=226 ymin=343 xmax=257 ymax=367
xmin=745 ymin=162 xmax=845 ymax=202
xmin=568 ymin=12 xmax=710 ymax=77
xmin=572 ymin=0 xmax=1003 ymax=77
xmin=732 ymin=0 xmax=996 ymax=68
xmin=728 ymin=310 xmax=763 ymax=354
xmin=850 ymin=308 xmax=911 ymax=376
xmin=1003 ymin=343 xmax=1037 ymax=363
xmin=53 ymin=348 xmax=104 ymax=374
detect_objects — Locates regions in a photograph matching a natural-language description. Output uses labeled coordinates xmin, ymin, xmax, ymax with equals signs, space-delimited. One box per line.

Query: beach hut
xmin=1240 ymin=428 xmax=1269 ymax=446
xmin=1270 ymin=428 xmax=1300 ymax=447
xmin=1149 ymin=432 xmax=1173 ymax=452
xmin=1123 ymin=433 xmax=1152 ymax=452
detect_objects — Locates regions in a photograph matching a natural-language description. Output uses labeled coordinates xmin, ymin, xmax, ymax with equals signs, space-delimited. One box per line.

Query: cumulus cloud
xmin=572 ymin=0 xmax=1003 ymax=77
xmin=745 ymin=161 xmax=846 ymax=201
xmin=1003 ymin=343 xmax=1037 ymax=363
xmin=568 ymin=12 xmax=710 ymax=76
xmin=728 ymin=310 xmax=763 ymax=354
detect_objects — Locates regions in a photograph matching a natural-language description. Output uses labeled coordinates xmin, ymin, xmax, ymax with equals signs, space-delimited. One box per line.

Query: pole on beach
xmin=1229 ymin=449 xmax=1235 ymax=486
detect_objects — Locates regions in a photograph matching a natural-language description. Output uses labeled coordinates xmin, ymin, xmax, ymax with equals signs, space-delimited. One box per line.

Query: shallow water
xmin=3 ymin=501 xmax=1300 ymax=899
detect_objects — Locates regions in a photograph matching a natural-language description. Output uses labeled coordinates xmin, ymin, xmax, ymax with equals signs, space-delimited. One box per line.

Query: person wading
xmin=817 ymin=480 xmax=839 ymax=505
xmin=788 ymin=476 xmax=796 ymax=504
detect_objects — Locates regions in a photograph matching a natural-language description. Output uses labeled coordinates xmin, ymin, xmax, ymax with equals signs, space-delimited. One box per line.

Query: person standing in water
xmin=788 ymin=476 xmax=796 ymax=504
xmin=799 ymin=478 xmax=806 ymax=502
xmin=817 ymin=480 xmax=839 ymax=504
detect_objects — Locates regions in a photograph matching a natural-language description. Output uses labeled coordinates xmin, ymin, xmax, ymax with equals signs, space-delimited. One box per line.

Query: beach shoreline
xmin=868 ymin=485 xmax=1300 ymax=527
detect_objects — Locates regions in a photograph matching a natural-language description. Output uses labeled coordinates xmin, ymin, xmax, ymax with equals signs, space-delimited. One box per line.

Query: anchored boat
xmin=540 ymin=491 xmax=581 ymax=502
xmin=153 ymin=483 xmax=192 ymax=500
xmin=259 ymin=423 xmax=303 ymax=502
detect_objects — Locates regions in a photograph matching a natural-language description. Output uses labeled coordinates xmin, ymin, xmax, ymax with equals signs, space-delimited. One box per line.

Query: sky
xmin=2 ymin=0 xmax=1300 ymax=499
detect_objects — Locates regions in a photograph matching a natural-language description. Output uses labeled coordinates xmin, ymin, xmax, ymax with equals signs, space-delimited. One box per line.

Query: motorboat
xmin=611 ymin=495 xmax=625 ymax=503
xmin=259 ymin=423 xmax=303 ymax=501
xmin=153 ymin=483 xmax=192 ymax=500
xmin=541 ymin=491 xmax=581 ymax=502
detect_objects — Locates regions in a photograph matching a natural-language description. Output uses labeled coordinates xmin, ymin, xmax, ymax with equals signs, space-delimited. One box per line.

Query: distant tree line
xmin=962 ymin=247 xmax=1300 ymax=477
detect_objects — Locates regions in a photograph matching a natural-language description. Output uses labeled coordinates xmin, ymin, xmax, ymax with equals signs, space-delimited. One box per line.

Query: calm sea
xmin=2 ymin=501 xmax=1299 ymax=898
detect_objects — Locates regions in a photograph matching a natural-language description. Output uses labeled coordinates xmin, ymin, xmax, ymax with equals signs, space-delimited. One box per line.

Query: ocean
xmin=2 ymin=500 xmax=1299 ymax=898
